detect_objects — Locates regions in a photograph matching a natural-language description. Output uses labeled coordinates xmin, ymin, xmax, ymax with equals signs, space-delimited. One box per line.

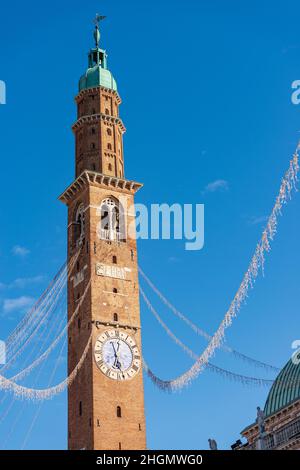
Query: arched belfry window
xmin=74 ymin=203 xmax=85 ymax=247
xmin=98 ymin=197 xmax=125 ymax=242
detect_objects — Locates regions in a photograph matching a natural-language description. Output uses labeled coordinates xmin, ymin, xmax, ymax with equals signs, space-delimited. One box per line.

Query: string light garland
xmin=1 ymin=252 xmax=80 ymax=374
xmin=9 ymin=281 xmax=91 ymax=382
xmin=139 ymin=268 xmax=280 ymax=374
xmin=21 ymin=337 xmax=68 ymax=449
xmin=5 ymin=266 xmax=67 ymax=360
xmin=140 ymin=287 xmax=273 ymax=388
xmin=142 ymin=144 xmax=299 ymax=391
xmin=0 ymin=271 xmax=67 ymax=373
xmin=5 ymin=262 xmax=67 ymax=350
xmin=6 ymin=251 xmax=79 ymax=358
xmin=0 ymin=334 xmax=92 ymax=401
xmin=0 ymin=144 xmax=298 ymax=403
xmin=0 ymin=293 xmax=66 ymax=415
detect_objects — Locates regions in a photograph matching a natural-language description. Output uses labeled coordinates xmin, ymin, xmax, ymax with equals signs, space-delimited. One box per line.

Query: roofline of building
xmin=241 ymin=397 xmax=300 ymax=436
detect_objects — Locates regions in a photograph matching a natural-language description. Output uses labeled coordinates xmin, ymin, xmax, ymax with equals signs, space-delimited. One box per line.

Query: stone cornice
xmin=241 ymin=398 xmax=300 ymax=438
xmin=72 ymin=113 xmax=126 ymax=134
xmin=58 ymin=171 xmax=143 ymax=205
xmin=75 ymin=86 xmax=122 ymax=105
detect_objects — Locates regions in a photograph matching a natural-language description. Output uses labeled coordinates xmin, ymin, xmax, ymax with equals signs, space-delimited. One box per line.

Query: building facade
xmin=59 ymin=20 xmax=147 ymax=450
xmin=233 ymin=358 xmax=300 ymax=450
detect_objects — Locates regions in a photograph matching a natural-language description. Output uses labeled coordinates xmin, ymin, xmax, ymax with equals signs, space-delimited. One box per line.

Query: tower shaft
xmin=59 ymin=22 xmax=146 ymax=450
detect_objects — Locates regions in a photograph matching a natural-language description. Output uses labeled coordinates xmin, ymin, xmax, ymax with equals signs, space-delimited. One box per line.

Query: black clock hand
xmin=111 ymin=341 xmax=124 ymax=369
xmin=110 ymin=342 xmax=120 ymax=367
xmin=110 ymin=341 xmax=117 ymax=355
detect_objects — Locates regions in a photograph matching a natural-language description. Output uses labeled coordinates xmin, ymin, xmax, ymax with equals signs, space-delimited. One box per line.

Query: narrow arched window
xmin=91 ymin=127 xmax=96 ymax=135
xmin=107 ymin=128 xmax=112 ymax=136
xmin=105 ymin=108 xmax=110 ymax=115
xmin=99 ymin=197 xmax=125 ymax=242
xmin=74 ymin=203 xmax=85 ymax=246
xmin=117 ymin=406 xmax=122 ymax=418
xmin=108 ymin=163 xmax=112 ymax=171
xmin=113 ymin=313 xmax=118 ymax=322
xmin=112 ymin=255 xmax=117 ymax=264
xmin=91 ymin=142 xmax=95 ymax=150
xmin=107 ymin=143 xmax=112 ymax=151
xmin=79 ymin=401 xmax=82 ymax=416
xmin=113 ymin=288 xmax=118 ymax=294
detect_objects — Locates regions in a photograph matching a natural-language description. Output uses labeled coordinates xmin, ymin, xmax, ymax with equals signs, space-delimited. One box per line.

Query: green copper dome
xmin=264 ymin=357 xmax=300 ymax=417
xmin=79 ymin=20 xmax=117 ymax=93
xmin=79 ymin=56 xmax=118 ymax=92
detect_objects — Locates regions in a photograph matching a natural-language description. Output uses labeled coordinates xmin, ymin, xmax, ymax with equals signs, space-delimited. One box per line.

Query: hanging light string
xmin=0 ymin=333 xmax=92 ymax=401
xmin=5 ymin=265 xmax=67 ymax=360
xmin=0 ymin=302 xmax=68 ymax=450
xmin=5 ymin=262 xmax=66 ymax=350
xmin=5 ymin=251 xmax=79 ymax=358
xmin=139 ymin=268 xmax=280 ymax=374
xmin=0 ymin=242 xmax=112 ymax=401
xmin=20 ymin=338 xmax=68 ymax=449
xmin=1 ymin=251 xmax=80 ymax=373
xmin=140 ymin=287 xmax=273 ymax=388
xmin=0 ymin=292 xmax=66 ymax=418
xmin=8 ymin=280 xmax=91 ymax=383
xmin=0 ymin=272 xmax=67 ymax=374
xmin=142 ymin=144 xmax=299 ymax=392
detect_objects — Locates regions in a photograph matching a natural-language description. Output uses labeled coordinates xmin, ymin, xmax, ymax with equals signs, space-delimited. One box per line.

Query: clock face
xmin=94 ymin=329 xmax=141 ymax=381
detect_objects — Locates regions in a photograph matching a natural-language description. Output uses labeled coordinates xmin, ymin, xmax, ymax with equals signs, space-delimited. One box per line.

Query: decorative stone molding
xmin=75 ymin=86 xmax=122 ymax=105
xmin=72 ymin=113 xmax=126 ymax=134
xmin=59 ymin=170 xmax=143 ymax=205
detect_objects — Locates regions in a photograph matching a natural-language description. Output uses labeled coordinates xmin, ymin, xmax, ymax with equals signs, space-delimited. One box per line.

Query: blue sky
xmin=0 ymin=0 xmax=300 ymax=450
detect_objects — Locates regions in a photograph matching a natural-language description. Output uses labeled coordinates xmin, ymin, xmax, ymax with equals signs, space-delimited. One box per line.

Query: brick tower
xmin=59 ymin=17 xmax=146 ymax=450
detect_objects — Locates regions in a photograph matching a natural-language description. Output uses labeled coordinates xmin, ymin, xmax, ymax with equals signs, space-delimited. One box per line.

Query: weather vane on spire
xmin=93 ymin=13 xmax=106 ymax=48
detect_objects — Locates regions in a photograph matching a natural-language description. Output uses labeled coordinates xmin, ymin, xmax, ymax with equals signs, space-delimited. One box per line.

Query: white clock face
xmin=94 ymin=329 xmax=141 ymax=381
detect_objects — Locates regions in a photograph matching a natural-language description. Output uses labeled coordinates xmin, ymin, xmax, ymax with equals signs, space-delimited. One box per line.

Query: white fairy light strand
xmin=140 ymin=287 xmax=273 ymax=388
xmin=9 ymin=280 xmax=91 ymax=383
xmin=0 ymin=242 xmax=115 ymax=401
xmin=6 ymin=251 xmax=79 ymax=357
xmin=5 ymin=262 xmax=66 ymax=349
xmin=0 ymin=305 xmax=68 ymax=449
xmin=0 ymin=293 xmax=66 ymax=415
xmin=0 ymin=271 xmax=67 ymax=373
xmin=21 ymin=337 xmax=68 ymax=449
xmin=0 ymin=334 xmax=92 ymax=401
xmin=7 ymin=251 xmax=79 ymax=358
xmin=1 ymin=251 xmax=80 ymax=372
xmin=5 ymin=265 xmax=67 ymax=359
xmin=142 ymin=143 xmax=299 ymax=392
xmin=139 ymin=268 xmax=280 ymax=374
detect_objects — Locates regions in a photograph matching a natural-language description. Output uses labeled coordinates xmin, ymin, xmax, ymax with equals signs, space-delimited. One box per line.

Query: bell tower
xmin=59 ymin=16 xmax=146 ymax=450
